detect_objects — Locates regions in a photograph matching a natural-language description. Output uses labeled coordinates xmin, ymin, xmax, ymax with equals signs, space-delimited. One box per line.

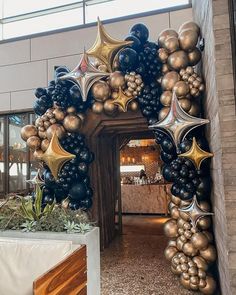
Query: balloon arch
xmin=21 ymin=19 xmax=217 ymax=294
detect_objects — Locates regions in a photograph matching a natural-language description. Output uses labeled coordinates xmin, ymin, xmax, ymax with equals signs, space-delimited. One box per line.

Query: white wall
xmin=0 ymin=7 xmax=192 ymax=113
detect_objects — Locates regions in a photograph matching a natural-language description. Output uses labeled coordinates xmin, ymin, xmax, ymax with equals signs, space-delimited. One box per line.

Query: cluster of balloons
xmin=20 ymin=17 xmax=218 ymax=293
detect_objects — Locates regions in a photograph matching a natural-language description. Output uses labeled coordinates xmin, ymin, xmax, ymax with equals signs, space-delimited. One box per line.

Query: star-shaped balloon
xmin=41 ymin=133 xmax=75 ymax=180
xmin=60 ymin=52 xmax=110 ymax=102
xmin=179 ymin=137 xmax=214 ymax=169
xmin=26 ymin=169 xmax=45 ymax=187
xmin=149 ymin=92 xmax=209 ymax=147
xmin=179 ymin=196 xmax=214 ymax=228
xmin=112 ymin=87 xmax=134 ymax=112
xmin=87 ymin=18 xmax=132 ymax=72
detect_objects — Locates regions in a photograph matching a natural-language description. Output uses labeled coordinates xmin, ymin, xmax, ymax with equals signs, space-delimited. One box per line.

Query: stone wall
xmin=192 ymin=0 xmax=236 ymax=294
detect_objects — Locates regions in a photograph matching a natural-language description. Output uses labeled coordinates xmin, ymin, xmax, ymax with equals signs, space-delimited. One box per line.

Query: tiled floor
xmin=101 ymin=215 xmax=200 ymax=295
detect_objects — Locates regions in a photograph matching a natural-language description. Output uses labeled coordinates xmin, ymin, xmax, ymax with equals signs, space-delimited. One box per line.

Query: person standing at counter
xmin=139 ymin=169 xmax=147 ymax=185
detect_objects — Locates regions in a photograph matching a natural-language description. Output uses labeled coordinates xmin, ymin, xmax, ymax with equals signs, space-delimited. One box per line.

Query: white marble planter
xmin=0 ymin=227 xmax=100 ymax=295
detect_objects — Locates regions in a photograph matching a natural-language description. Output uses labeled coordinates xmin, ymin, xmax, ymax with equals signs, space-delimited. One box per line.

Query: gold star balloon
xmin=179 ymin=196 xmax=214 ymax=228
xmin=60 ymin=52 xmax=110 ymax=102
xmin=179 ymin=137 xmax=214 ymax=169
xmin=149 ymin=92 xmax=209 ymax=147
xmin=87 ymin=18 xmax=132 ymax=72
xmin=41 ymin=132 xmax=75 ymax=180
xmin=26 ymin=169 xmax=45 ymax=187
xmin=112 ymin=87 xmax=134 ymax=112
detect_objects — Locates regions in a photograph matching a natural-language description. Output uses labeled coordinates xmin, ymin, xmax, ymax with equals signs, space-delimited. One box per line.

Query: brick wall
xmin=192 ymin=0 xmax=236 ymax=294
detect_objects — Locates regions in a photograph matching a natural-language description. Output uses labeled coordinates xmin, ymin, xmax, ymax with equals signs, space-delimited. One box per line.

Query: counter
xmin=121 ymin=184 xmax=171 ymax=214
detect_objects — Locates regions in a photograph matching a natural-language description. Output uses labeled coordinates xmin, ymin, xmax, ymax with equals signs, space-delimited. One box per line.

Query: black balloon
xmin=118 ymin=48 xmax=138 ymax=72
xmin=130 ymin=23 xmax=149 ymax=44
xmin=162 ymin=165 xmax=173 ymax=182
xmin=80 ymin=198 xmax=93 ymax=210
xmin=125 ymin=35 xmax=142 ymax=51
xmin=69 ymin=183 xmax=87 ymax=201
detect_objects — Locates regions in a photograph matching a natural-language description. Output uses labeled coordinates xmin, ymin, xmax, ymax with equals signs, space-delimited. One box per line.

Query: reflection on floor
xmin=101 ymin=215 xmax=201 ymax=295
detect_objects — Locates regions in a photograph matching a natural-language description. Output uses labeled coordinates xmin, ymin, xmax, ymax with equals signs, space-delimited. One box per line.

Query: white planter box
xmin=0 ymin=227 xmax=100 ymax=295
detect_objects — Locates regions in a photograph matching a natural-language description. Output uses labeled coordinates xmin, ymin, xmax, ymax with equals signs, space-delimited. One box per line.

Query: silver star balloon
xmin=149 ymin=92 xmax=209 ymax=147
xmin=60 ymin=52 xmax=110 ymax=102
xmin=26 ymin=169 xmax=45 ymax=187
xmin=179 ymin=196 xmax=214 ymax=228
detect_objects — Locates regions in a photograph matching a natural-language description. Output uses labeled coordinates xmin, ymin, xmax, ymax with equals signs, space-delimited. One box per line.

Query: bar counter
xmin=121 ymin=183 xmax=171 ymax=214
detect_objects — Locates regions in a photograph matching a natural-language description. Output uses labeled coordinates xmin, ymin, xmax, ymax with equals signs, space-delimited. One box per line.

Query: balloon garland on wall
xmin=20 ymin=18 xmax=217 ymax=293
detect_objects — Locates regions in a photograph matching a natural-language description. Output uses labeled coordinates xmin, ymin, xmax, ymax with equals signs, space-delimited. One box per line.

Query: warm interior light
xmin=120 ymin=165 xmax=145 ymax=173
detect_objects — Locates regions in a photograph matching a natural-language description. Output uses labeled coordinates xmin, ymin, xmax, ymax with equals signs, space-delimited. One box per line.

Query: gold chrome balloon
xmin=193 ymin=256 xmax=208 ymax=271
xmin=179 ymin=21 xmax=200 ymax=35
xmin=178 ymin=98 xmax=192 ymax=112
xmin=92 ymin=80 xmax=110 ymax=102
xmin=182 ymin=242 xmax=198 ymax=256
xmin=180 ymin=275 xmax=191 ymax=289
xmin=63 ymin=115 xmax=82 ymax=132
xmin=199 ymin=276 xmax=216 ymax=295
xmin=158 ymin=107 xmax=170 ymax=120
xmin=46 ymin=124 xmax=65 ymax=140
xmin=21 ymin=125 xmax=38 ymax=141
xmin=164 ymin=219 xmax=178 ymax=238
xmin=188 ymin=48 xmax=202 ymax=66
xmin=53 ymin=108 xmax=65 ymax=121
xmin=188 ymin=102 xmax=200 ymax=116
xmin=41 ymin=132 xmax=76 ymax=179
xmin=160 ymin=91 xmax=172 ymax=106
xmin=163 ymin=36 xmax=179 ymax=53
xmin=173 ymin=81 xmax=190 ymax=97
xmin=129 ymin=100 xmax=139 ymax=112
xmin=191 ymin=232 xmax=209 ymax=250
xmin=92 ymin=101 xmax=104 ymax=114
xmin=179 ymin=29 xmax=199 ymax=52
xmin=26 ymin=136 xmax=41 ymax=150
xmin=158 ymin=29 xmax=178 ymax=47
xmin=158 ymin=48 xmax=169 ymax=63
xmin=162 ymin=63 xmax=170 ymax=74
xmin=200 ymin=245 xmax=217 ymax=263
xmin=179 ymin=137 xmax=214 ymax=169
xmin=161 ymin=71 xmax=180 ymax=91
xmin=87 ymin=18 xmax=132 ymax=72
xmin=164 ymin=246 xmax=178 ymax=261
xmin=41 ymin=139 xmax=50 ymax=151
xmin=167 ymin=50 xmax=189 ymax=70
xmin=170 ymin=206 xmax=180 ymax=219
xmin=111 ymin=87 xmax=134 ymax=112
xmin=109 ymin=71 xmax=125 ymax=90
xmin=38 ymin=130 xmax=47 ymax=139
xmin=66 ymin=106 xmax=77 ymax=114
xmin=104 ymin=99 xmax=118 ymax=115
xmin=33 ymin=149 xmax=44 ymax=160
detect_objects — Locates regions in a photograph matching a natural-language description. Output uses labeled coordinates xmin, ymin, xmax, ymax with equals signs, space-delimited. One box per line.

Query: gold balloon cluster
xmin=164 ymin=195 xmax=217 ymax=294
xmin=21 ymin=106 xmax=84 ymax=156
xmin=158 ymin=21 xmax=204 ymax=119
xmin=91 ymin=71 xmax=143 ymax=116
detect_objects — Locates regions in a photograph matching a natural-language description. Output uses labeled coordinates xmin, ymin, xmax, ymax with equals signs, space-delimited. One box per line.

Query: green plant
xmin=64 ymin=221 xmax=81 ymax=233
xmin=76 ymin=222 xmax=92 ymax=234
xmin=21 ymin=220 xmax=37 ymax=232
xmin=19 ymin=185 xmax=55 ymax=221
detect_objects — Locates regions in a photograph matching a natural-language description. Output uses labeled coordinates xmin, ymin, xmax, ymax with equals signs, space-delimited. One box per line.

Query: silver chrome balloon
xmin=60 ymin=52 xmax=110 ymax=102
xmin=149 ymin=92 xmax=209 ymax=147
xmin=179 ymin=196 xmax=214 ymax=229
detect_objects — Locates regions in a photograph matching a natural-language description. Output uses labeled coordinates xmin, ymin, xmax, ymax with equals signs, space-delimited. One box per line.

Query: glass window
xmin=0 ymin=0 xmax=190 ymax=40
xmin=8 ymin=114 xmax=28 ymax=193
xmin=0 ymin=117 xmax=4 ymax=193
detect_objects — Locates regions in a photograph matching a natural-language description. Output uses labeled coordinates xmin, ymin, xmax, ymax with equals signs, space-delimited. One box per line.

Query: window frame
xmin=0 ymin=111 xmax=34 ymax=196
xmin=0 ymin=1 xmax=191 ymax=43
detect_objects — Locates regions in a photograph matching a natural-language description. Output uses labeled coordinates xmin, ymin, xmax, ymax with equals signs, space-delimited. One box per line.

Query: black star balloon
xmin=26 ymin=169 xmax=45 ymax=187
xmin=149 ymin=92 xmax=209 ymax=147
xmin=179 ymin=196 xmax=214 ymax=228
xmin=87 ymin=18 xmax=132 ymax=72
xmin=60 ymin=52 xmax=109 ymax=102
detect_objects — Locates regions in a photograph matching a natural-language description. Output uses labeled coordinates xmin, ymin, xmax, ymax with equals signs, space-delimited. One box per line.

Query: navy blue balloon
xmin=125 ymin=35 xmax=142 ymax=51
xmin=80 ymin=198 xmax=93 ymax=210
xmin=68 ymin=200 xmax=81 ymax=210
